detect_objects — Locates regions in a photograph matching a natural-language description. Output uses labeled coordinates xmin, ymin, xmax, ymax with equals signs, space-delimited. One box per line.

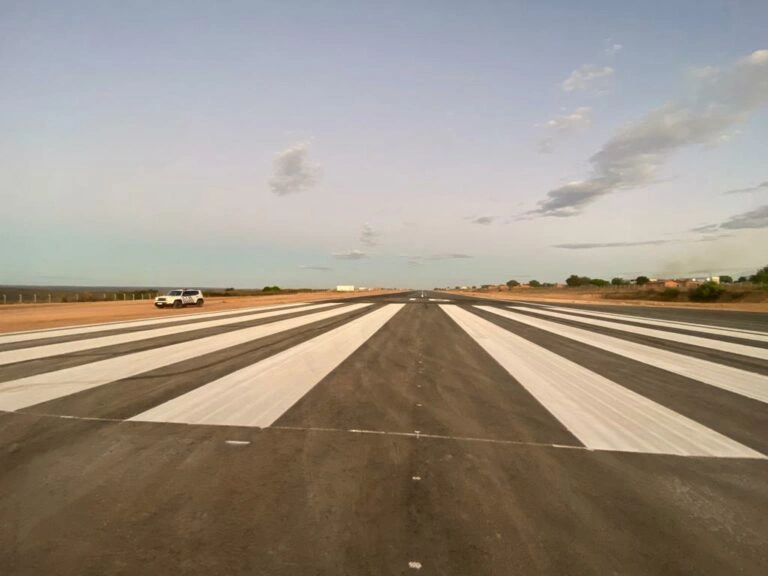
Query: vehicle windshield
xmin=168 ymin=290 xmax=182 ymax=296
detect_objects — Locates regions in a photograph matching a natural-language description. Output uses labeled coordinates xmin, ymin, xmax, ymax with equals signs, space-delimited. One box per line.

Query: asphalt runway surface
xmin=1 ymin=291 xmax=767 ymax=575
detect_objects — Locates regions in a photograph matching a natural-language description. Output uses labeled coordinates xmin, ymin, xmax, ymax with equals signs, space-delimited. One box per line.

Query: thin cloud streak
xmin=332 ymin=249 xmax=368 ymax=260
xmin=561 ymin=65 xmax=614 ymax=92
xmin=720 ymin=205 xmax=768 ymax=229
xmin=554 ymin=240 xmax=670 ymax=249
xmin=723 ymin=181 xmax=768 ymax=195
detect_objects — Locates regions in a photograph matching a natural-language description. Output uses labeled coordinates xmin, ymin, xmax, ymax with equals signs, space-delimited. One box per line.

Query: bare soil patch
xmin=0 ymin=290 xmax=400 ymax=334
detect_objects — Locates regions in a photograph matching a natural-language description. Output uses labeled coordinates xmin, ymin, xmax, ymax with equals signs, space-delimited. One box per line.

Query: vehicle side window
xmin=182 ymin=290 xmax=197 ymax=296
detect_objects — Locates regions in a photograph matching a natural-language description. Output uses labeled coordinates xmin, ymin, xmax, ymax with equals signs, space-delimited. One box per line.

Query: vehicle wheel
xmin=173 ymin=300 xmax=183 ymax=309
xmin=196 ymin=299 xmax=204 ymax=307
xmin=155 ymin=304 xmax=164 ymax=308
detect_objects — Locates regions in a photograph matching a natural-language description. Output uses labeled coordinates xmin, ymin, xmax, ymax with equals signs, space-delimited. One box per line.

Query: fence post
xmin=76 ymin=293 xmax=79 ymax=302
xmin=34 ymin=294 xmax=37 ymax=304
xmin=19 ymin=294 xmax=22 ymax=304
xmin=48 ymin=294 xmax=51 ymax=304
xmin=2 ymin=294 xmax=5 ymax=305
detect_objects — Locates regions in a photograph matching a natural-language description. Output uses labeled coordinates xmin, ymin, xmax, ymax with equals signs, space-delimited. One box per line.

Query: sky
xmin=1 ymin=0 xmax=767 ymax=288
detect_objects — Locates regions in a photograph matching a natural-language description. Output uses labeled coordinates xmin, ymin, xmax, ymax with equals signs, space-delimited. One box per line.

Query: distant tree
xmin=590 ymin=278 xmax=609 ymax=287
xmin=528 ymin=280 xmax=541 ymax=288
xmin=737 ymin=276 xmax=748 ymax=283
xmin=506 ymin=279 xmax=520 ymax=288
xmin=749 ymin=265 xmax=768 ymax=284
xmin=566 ymin=274 xmax=590 ymax=287
xmin=635 ymin=276 xmax=650 ymax=286
xmin=719 ymin=275 xmax=733 ymax=284
xmin=611 ymin=277 xmax=626 ymax=286
xmin=262 ymin=285 xmax=281 ymax=292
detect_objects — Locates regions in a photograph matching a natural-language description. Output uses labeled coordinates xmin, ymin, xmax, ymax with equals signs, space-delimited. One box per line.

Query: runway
xmin=1 ymin=291 xmax=767 ymax=575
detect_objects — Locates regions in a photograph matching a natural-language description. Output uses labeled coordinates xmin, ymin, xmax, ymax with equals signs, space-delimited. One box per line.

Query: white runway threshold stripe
xmin=510 ymin=306 xmax=768 ymax=358
xmin=0 ymin=304 xmax=371 ymax=411
xmin=442 ymin=306 xmax=764 ymax=458
xmin=131 ymin=304 xmax=405 ymax=428
xmin=0 ymin=302 xmax=315 ymax=346
xmin=537 ymin=304 xmax=768 ymax=341
xmin=0 ymin=303 xmax=338 ymax=366
xmin=478 ymin=306 xmax=768 ymax=405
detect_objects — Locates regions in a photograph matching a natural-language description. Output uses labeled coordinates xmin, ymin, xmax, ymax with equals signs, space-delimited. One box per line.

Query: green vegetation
xmin=749 ymin=265 xmax=768 ymax=284
xmin=719 ymin=275 xmax=733 ymax=284
xmin=528 ymin=280 xmax=541 ymax=287
xmin=689 ymin=281 xmax=726 ymax=302
xmin=635 ymin=276 xmax=650 ymax=286
xmin=611 ymin=277 xmax=627 ymax=285
xmin=262 ymin=286 xmax=282 ymax=292
xmin=506 ymin=279 xmax=520 ymax=288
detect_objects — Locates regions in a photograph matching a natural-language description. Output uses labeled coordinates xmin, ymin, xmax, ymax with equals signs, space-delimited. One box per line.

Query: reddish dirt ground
xmin=0 ymin=290 xmax=402 ymax=333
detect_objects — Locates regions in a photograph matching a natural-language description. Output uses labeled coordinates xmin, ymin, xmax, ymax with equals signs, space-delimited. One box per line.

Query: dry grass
xmin=0 ymin=290 xmax=401 ymax=333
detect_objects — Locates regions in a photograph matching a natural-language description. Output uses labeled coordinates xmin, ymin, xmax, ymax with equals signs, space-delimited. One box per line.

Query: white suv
xmin=155 ymin=289 xmax=204 ymax=308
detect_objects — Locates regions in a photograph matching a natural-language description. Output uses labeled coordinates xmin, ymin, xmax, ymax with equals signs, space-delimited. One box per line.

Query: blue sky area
xmin=2 ymin=0 xmax=767 ymax=287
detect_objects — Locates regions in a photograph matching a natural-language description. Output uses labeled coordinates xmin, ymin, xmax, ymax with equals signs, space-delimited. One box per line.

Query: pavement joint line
xmin=7 ymin=411 xmax=758 ymax=458
xmin=225 ymin=440 xmax=251 ymax=446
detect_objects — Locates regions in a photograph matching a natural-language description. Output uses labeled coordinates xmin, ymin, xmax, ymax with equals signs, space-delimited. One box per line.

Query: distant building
xmin=336 ymin=285 xmax=355 ymax=292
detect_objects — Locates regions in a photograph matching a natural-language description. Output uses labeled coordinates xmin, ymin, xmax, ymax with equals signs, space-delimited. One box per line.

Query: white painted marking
xmin=131 ymin=305 xmax=404 ymax=427
xmin=0 ymin=304 xmax=371 ymax=411
xmin=509 ymin=306 xmax=768 ymax=359
xmin=225 ymin=440 xmax=251 ymax=446
xmin=478 ymin=305 xmax=768 ymax=405
xmin=0 ymin=302 xmax=314 ymax=345
xmin=412 ymin=476 xmax=421 ymax=481
xmin=0 ymin=303 xmax=339 ymax=366
xmin=538 ymin=304 xmax=768 ymax=339
xmin=408 ymin=298 xmax=417 ymax=301
xmin=428 ymin=298 xmax=450 ymax=302
xmin=442 ymin=305 xmax=764 ymax=458
xmin=409 ymin=561 xmax=422 ymax=570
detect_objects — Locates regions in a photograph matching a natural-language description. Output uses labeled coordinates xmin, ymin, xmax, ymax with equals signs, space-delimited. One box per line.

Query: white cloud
xmin=269 ymin=143 xmax=320 ymax=196
xmin=537 ymin=107 xmax=593 ymax=153
xmin=542 ymin=106 xmax=593 ymax=131
xmin=531 ymin=49 xmax=768 ymax=217
xmin=604 ymin=43 xmax=623 ymax=56
xmin=332 ymin=249 xmax=368 ymax=260
xmin=360 ymin=223 xmax=381 ymax=247
xmin=561 ymin=65 xmax=614 ymax=92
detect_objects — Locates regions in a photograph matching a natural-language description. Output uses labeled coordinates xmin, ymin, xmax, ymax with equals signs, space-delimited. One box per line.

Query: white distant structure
xmin=336 ymin=285 xmax=355 ymax=292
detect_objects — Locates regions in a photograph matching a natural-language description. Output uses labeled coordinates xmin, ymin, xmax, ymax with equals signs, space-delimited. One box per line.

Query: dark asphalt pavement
xmin=1 ymin=291 xmax=767 ymax=575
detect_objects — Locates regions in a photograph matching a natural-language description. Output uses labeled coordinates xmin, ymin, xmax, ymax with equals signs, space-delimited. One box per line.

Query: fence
xmin=0 ymin=292 xmax=159 ymax=304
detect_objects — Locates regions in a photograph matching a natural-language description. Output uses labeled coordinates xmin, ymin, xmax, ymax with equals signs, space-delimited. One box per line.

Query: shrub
xmin=658 ymin=288 xmax=680 ymax=300
xmin=689 ymin=282 xmax=726 ymax=302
